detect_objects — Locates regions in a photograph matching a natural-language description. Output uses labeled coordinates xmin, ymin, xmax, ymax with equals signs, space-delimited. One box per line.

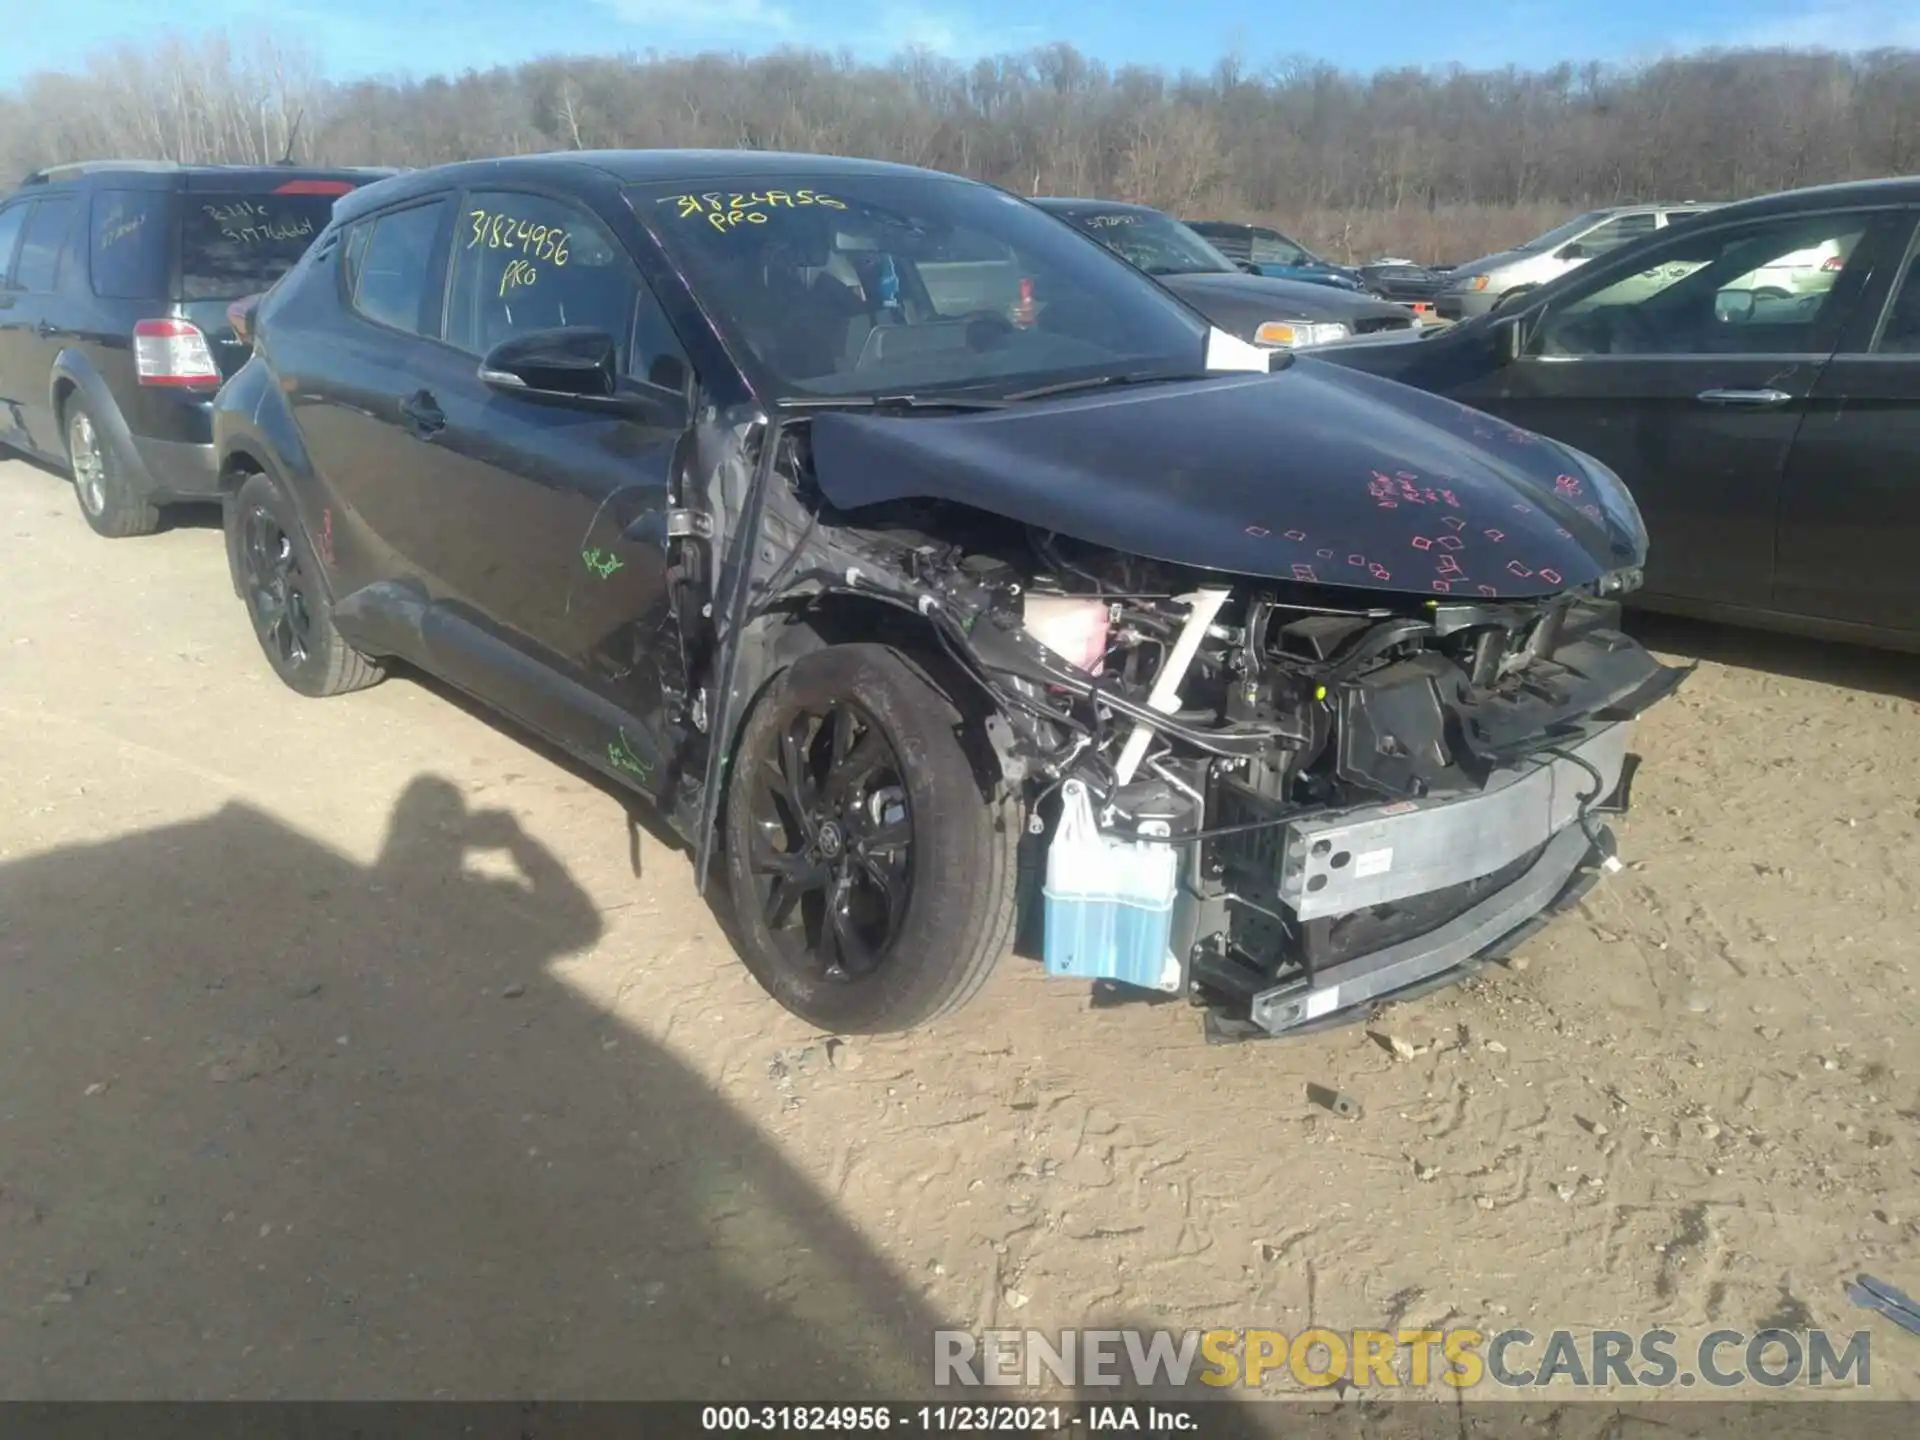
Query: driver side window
xmin=445 ymin=190 xmax=638 ymax=362
xmin=1531 ymin=212 xmax=1877 ymax=359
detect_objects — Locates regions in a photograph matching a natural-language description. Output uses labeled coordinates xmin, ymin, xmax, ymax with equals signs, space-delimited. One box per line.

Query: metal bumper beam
xmin=1248 ymin=819 xmax=1600 ymax=1036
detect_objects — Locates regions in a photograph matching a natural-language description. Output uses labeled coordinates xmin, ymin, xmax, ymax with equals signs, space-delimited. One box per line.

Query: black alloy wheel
xmin=230 ymin=470 xmax=383 ymax=698
xmin=723 ymin=643 xmax=1019 ymax=1032
xmin=744 ymin=696 xmax=913 ymax=983
xmin=244 ymin=502 xmax=317 ymax=672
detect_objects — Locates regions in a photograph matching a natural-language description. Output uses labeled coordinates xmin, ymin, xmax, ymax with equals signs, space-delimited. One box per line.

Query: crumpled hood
xmin=806 ymin=361 xmax=1646 ymax=601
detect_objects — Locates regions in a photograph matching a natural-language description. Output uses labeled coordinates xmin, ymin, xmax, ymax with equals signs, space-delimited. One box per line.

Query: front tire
xmin=232 ymin=470 xmax=383 ymax=698
xmin=723 ymin=643 xmax=1018 ymax=1032
xmin=66 ymin=397 xmax=159 ymax=538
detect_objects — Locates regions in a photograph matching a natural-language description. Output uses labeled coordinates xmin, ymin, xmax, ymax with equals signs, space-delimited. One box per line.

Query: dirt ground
xmin=2 ymin=454 xmax=1918 ymax=1414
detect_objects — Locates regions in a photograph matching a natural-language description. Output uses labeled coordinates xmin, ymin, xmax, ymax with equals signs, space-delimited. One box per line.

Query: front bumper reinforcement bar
xmin=1248 ymin=819 xmax=1599 ymax=1036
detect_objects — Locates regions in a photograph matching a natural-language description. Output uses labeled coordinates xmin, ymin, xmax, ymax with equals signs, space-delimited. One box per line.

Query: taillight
xmin=273 ymin=179 xmax=354 ymax=195
xmin=133 ymin=318 xmax=221 ymax=387
xmin=1821 ymin=254 xmax=1845 ymax=271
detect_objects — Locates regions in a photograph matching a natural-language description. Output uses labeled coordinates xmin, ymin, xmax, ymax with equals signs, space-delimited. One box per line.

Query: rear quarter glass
xmin=90 ymin=189 xmax=172 ymax=299
xmin=181 ymin=189 xmax=342 ymax=301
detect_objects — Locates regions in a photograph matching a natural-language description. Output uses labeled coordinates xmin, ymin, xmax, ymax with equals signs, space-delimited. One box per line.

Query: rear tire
xmin=65 ymin=397 xmax=159 ymax=538
xmin=723 ymin=643 xmax=1018 ymax=1033
xmin=232 ymin=469 xmax=383 ymax=698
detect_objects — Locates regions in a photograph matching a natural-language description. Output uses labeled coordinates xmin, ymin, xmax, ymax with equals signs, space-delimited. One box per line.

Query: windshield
xmin=631 ymin=177 xmax=1210 ymax=400
xmin=1050 ymin=206 xmax=1236 ymax=276
xmin=1514 ymin=209 xmax=1613 ymax=254
xmin=182 ymin=191 xmax=343 ymax=301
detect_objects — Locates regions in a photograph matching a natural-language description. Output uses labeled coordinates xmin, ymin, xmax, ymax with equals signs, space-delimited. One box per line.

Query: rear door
xmin=1771 ymin=210 xmax=1920 ymax=639
xmin=5 ymin=193 xmax=80 ymax=452
xmin=1463 ymin=205 xmax=1908 ymax=610
xmin=292 ymin=195 xmax=454 ymax=588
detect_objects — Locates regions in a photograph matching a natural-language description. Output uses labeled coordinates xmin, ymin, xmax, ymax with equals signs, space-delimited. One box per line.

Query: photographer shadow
xmin=0 ymin=775 xmax=939 ymax=1399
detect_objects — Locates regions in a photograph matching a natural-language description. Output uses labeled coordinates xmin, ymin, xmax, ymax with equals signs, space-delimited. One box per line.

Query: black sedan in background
xmin=1317 ymin=177 xmax=1920 ymax=653
xmin=1356 ymin=257 xmax=1452 ymax=305
xmin=1030 ymin=198 xmax=1422 ymax=348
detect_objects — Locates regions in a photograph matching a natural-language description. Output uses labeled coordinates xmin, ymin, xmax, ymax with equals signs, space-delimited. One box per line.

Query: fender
xmin=48 ymin=349 xmax=160 ymax=496
xmin=214 ymin=359 xmax=335 ymax=605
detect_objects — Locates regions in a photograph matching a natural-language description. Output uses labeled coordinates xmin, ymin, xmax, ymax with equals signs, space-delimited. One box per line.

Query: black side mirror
xmin=480 ymin=325 xmax=618 ymax=398
xmin=1557 ymin=242 xmax=1589 ymax=262
xmin=479 ymin=325 xmax=687 ymax=425
xmin=1236 ymin=260 xmax=1260 ymax=274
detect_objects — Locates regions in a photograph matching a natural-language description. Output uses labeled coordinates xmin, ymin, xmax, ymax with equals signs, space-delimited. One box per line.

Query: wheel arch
xmin=220 ymin=446 xmax=343 ymax=611
xmin=47 ymin=350 xmax=153 ymax=491
xmin=692 ymin=592 xmax=1017 ymax=892
xmin=218 ymin=443 xmax=272 ymax=598
xmin=215 ymin=361 xmax=329 ymax=603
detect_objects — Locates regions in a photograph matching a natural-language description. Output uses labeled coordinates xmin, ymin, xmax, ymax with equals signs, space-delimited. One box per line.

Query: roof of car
xmin=1679 ymin=175 xmax=1920 ymax=219
xmin=333 ymin=149 xmax=974 ymax=221
xmin=1029 ymin=197 xmax=1161 ymax=213
xmin=18 ymin=160 xmax=400 ymax=189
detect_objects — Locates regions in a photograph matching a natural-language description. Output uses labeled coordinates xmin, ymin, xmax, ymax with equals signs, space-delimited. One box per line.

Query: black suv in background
xmin=0 ymin=160 xmax=392 ymax=535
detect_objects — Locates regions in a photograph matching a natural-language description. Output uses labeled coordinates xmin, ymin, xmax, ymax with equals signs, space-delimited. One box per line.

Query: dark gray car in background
xmin=1031 ymin=197 xmax=1422 ymax=349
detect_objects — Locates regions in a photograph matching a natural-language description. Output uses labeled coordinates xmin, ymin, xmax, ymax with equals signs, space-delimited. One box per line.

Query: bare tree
xmin=4 ymin=29 xmax=1918 ymax=262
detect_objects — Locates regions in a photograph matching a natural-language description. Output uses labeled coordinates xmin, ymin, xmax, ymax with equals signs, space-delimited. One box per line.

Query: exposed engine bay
xmin=693 ymin=415 xmax=1691 ymax=1040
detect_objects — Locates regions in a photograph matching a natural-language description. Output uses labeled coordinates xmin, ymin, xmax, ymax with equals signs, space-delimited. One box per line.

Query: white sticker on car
xmin=1354 ymin=848 xmax=1394 ymax=878
xmin=1304 ymin=987 xmax=1341 ymax=1019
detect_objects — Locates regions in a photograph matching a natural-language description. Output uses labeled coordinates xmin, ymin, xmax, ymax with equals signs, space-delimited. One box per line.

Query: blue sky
xmin=3 ymin=0 xmax=1916 ymax=87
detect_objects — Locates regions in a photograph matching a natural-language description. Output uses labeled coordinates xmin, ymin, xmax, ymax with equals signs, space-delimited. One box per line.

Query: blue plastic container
xmin=1042 ymin=780 xmax=1181 ymax=993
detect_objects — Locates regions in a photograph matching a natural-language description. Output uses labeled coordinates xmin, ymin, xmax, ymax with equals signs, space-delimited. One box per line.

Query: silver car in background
xmin=1438 ymin=203 xmax=1716 ymax=318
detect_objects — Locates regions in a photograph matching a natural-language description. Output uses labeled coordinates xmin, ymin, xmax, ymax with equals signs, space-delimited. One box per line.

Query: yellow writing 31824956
xmin=467 ymin=209 xmax=571 ymax=265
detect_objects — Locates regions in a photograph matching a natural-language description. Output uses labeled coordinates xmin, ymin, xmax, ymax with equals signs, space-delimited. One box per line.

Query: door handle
xmin=399 ymin=389 xmax=445 ymax=438
xmin=1696 ymin=387 xmax=1793 ymax=408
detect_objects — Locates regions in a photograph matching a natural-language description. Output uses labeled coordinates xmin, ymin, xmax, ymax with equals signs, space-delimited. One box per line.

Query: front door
xmin=1460 ymin=205 xmax=1910 ymax=610
xmin=1773 ymin=213 xmax=1920 ymax=639
xmin=7 ymin=193 xmax=80 ymax=454
xmin=405 ymin=187 xmax=695 ymax=777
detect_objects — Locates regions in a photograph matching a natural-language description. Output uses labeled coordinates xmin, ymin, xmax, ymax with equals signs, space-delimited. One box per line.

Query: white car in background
xmin=1437 ymin=203 xmax=1718 ymax=318
xmin=1736 ymin=234 xmax=1851 ymax=296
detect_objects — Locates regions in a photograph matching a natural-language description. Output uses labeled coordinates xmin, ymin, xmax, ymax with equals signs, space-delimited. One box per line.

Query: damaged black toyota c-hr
xmin=213 ymin=150 xmax=1688 ymax=1039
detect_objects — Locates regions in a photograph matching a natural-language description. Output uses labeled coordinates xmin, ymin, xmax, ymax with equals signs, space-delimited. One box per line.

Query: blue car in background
xmin=1186 ymin=220 xmax=1367 ymax=292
